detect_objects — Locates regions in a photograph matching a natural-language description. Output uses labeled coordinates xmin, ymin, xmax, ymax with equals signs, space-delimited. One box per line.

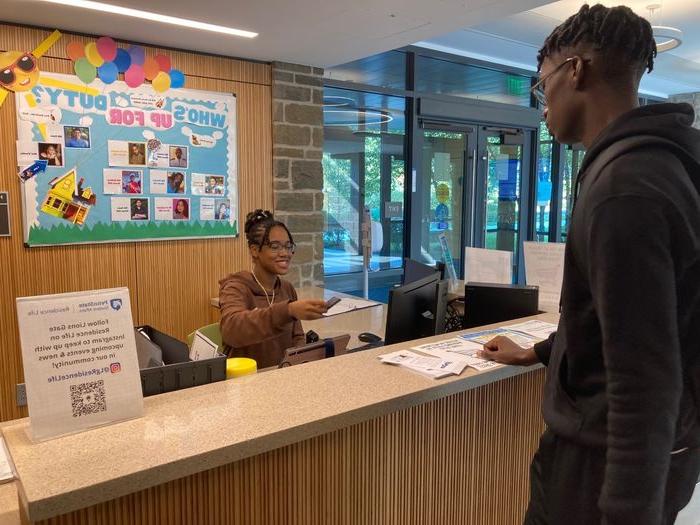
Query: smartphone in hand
xmin=325 ymin=296 xmax=341 ymax=309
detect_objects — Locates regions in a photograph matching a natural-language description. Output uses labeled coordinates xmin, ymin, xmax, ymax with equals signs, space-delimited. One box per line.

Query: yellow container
xmin=226 ymin=357 xmax=257 ymax=379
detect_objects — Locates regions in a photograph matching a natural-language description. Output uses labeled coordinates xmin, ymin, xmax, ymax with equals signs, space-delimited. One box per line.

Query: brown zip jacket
xmin=219 ymin=271 xmax=305 ymax=368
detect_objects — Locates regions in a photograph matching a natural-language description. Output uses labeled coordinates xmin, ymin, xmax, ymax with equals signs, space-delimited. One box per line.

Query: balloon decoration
xmin=66 ymin=36 xmax=185 ymax=93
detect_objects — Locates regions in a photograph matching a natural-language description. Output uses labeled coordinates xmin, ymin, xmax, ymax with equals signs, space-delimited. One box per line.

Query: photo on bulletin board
xmin=15 ymin=72 xmax=238 ymax=246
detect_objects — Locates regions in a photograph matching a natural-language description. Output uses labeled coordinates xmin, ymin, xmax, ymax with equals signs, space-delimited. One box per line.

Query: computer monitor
xmin=463 ymin=282 xmax=539 ymax=328
xmin=385 ymin=274 xmax=448 ymax=345
xmin=403 ymin=258 xmax=446 ymax=285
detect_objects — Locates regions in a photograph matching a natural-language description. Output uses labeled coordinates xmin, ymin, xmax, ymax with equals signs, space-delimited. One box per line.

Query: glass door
xmin=474 ymin=127 xmax=529 ymax=280
xmin=417 ymin=125 xmax=475 ymax=276
xmin=412 ymin=123 xmax=532 ymax=281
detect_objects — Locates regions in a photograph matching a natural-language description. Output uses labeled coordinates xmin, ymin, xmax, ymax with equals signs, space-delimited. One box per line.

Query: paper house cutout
xmin=41 ymin=168 xmax=96 ymax=226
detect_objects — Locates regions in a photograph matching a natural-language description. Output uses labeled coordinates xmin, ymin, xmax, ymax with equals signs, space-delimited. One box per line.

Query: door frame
xmin=412 ymin=119 xmax=535 ymax=281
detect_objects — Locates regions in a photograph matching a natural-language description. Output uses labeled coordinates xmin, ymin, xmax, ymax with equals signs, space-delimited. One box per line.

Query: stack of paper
xmin=411 ymin=339 xmax=503 ymax=371
xmin=378 ymin=350 xmax=468 ymax=379
xmin=460 ymin=328 xmax=540 ymax=348
xmin=503 ymin=320 xmax=558 ymax=340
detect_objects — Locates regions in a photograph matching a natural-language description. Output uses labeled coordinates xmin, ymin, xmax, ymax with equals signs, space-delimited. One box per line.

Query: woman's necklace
xmin=251 ymin=270 xmax=275 ymax=307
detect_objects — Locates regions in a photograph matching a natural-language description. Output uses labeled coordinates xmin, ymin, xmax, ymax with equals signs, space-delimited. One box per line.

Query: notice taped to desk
xmin=16 ymin=288 xmax=143 ymax=441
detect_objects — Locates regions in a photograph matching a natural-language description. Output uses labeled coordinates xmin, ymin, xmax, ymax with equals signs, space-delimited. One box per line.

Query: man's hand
xmin=477 ymin=335 xmax=540 ymax=366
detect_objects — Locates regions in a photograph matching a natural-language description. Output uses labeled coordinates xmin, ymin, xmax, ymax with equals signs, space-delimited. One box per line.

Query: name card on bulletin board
xmin=15 ymin=288 xmax=143 ymax=441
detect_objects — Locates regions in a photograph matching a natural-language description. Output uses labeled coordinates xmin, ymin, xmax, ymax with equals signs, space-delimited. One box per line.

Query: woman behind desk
xmin=219 ymin=210 xmax=328 ymax=368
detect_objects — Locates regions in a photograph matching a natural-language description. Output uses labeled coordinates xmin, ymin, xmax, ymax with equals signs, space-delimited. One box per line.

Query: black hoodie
xmin=533 ymin=103 xmax=700 ymax=524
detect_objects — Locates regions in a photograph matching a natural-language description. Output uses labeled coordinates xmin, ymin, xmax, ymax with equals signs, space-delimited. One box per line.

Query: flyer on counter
xmin=460 ymin=328 xmax=541 ymax=347
xmin=15 ymin=288 xmax=143 ymax=441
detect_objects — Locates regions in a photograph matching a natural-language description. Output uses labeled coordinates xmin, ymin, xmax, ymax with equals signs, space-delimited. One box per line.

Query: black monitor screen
xmin=385 ymin=274 xmax=448 ymax=345
xmin=463 ymin=282 xmax=539 ymax=328
xmin=403 ymin=258 xmax=445 ymax=285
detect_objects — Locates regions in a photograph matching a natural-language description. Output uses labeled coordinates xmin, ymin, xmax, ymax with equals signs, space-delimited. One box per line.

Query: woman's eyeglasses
xmin=263 ymin=241 xmax=296 ymax=254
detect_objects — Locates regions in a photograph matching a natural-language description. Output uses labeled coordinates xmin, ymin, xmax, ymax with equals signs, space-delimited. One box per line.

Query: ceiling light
xmin=323 ymin=109 xmax=394 ymax=127
xmin=37 ymin=0 xmax=258 ymax=38
xmin=652 ymin=25 xmax=682 ymax=53
xmin=323 ymin=96 xmax=354 ymax=108
xmin=646 ymin=4 xmax=682 ymax=53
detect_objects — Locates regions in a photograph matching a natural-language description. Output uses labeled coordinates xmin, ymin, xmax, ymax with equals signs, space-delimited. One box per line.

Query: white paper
xmin=154 ymin=197 xmax=174 ymax=221
xmin=460 ymin=328 xmax=540 ymax=347
xmin=103 ymin=169 xmax=123 ymax=194
xmin=412 ymin=338 xmax=503 ymax=372
xmin=412 ymin=338 xmax=481 ymax=357
xmin=523 ymin=241 xmax=566 ymax=312
xmin=0 ymin=437 xmax=15 ymax=483
xmin=189 ymin=331 xmax=218 ymax=361
xmin=200 ymin=198 xmax=216 ymax=221
xmin=379 ymin=349 xmax=468 ymax=379
xmin=191 ymin=173 xmax=206 ymax=195
xmin=323 ymin=297 xmax=381 ymax=317
xmin=16 ymin=141 xmax=37 ymax=166
xmin=110 ymin=197 xmax=131 ymax=221
xmin=149 ymin=170 xmax=168 ymax=194
xmin=192 ymin=173 xmax=225 ymax=196
xmin=15 ymin=288 xmax=144 ymax=441
xmin=45 ymin=124 xmax=65 ymax=142
xmin=108 ymin=140 xmax=146 ymax=167
xmin=503 ymin=320 xmax=558 ymax=341
xmin=464 ymin=247 xmax=513 ymax=284
xmin=147 ymin=144 xmax=171 ymax=168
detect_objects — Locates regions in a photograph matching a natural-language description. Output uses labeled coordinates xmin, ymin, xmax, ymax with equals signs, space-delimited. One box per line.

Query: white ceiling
xmin=0 ymin=0 xmax=553 ymax=67
xmin=418 ymin=0 xmax=700 ymax=97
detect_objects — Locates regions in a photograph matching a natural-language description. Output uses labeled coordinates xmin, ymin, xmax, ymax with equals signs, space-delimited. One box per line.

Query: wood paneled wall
xmin=0 ymin=24 xmax=273 ymax=422
xmin=27 ymin=370 xmax=546 ymax=525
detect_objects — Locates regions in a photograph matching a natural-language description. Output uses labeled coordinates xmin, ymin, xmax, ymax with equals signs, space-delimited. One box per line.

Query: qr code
xmin=70 ymin=380 xmax=107 ymax=418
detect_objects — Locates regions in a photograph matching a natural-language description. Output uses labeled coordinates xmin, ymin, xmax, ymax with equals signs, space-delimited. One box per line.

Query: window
xmin=535 ymin=121 xmax=555 ymax=241
xmin=323 ymin=87 xmax=406 ymax=276
xmin=415 ymin=56 xmax=533 ymax=107
xmin=324 ymin=51 xmax=407 ymax=90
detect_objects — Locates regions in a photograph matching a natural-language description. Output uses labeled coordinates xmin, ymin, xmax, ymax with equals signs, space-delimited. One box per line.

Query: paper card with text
xmin=16 ymin=288 xmax=143 ymax=441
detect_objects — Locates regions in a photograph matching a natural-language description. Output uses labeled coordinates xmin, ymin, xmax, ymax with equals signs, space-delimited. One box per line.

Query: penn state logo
xmin=110 ymin=299 xmax=122 ymax=311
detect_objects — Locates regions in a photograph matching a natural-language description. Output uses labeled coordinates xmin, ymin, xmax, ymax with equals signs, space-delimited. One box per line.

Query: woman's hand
xmin=288 ymin=300 xmax=328 ymax=321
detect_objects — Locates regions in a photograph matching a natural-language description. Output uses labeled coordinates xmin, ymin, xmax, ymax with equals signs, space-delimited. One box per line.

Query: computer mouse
xmin=358 ymin=332 xmax=382 ymax=343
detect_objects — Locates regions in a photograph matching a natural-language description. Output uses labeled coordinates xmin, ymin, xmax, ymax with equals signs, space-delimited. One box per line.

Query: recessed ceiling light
xmin=37 ymin=0 xmax=258 ymax=38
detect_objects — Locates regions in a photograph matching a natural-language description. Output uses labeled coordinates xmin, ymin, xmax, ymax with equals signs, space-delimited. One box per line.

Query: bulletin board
xmin=15 ymin=72 xmax=238 ymax=246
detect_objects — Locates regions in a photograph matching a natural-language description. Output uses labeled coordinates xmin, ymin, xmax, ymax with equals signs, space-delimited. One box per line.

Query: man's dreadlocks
xmin=537 ymin=4 xmax=657 ymax=78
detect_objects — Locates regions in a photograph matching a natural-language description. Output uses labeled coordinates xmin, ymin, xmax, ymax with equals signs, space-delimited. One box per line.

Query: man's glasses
xmin=531 ymin=57 xmax=582 ymax=108
xmin=263 ymin=241 xmax=296 ymax=254
xmin=0 ymin=54 xmax=37 ymax=88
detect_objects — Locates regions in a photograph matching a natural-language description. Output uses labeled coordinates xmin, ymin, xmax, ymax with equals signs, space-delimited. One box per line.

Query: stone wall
xmin=670 ymin=92 xmax=700 ymax=129
xmin=271 ymin=62 xmax=325 ymax=287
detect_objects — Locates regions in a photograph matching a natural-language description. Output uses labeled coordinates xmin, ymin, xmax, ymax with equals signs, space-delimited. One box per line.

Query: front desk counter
xmin=3 ymin=313 xmax=556 ymax=525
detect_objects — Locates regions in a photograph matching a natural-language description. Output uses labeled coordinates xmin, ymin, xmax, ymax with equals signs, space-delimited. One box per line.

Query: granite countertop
xmin=2 ymin=313 xmax=556 ymax=522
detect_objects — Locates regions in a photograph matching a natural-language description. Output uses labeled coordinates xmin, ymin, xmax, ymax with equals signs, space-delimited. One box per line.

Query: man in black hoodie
xmin=479 ymin=4 xmax=700 ymax=524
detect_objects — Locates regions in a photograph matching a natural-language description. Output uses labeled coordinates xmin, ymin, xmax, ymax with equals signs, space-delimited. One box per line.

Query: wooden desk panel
xmin=26 ymin=369 xmax=545 ymax=525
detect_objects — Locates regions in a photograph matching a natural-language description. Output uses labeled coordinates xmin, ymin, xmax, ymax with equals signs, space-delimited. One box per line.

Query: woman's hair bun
xmin=244 ymin=209 xmax=274 ymax=234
